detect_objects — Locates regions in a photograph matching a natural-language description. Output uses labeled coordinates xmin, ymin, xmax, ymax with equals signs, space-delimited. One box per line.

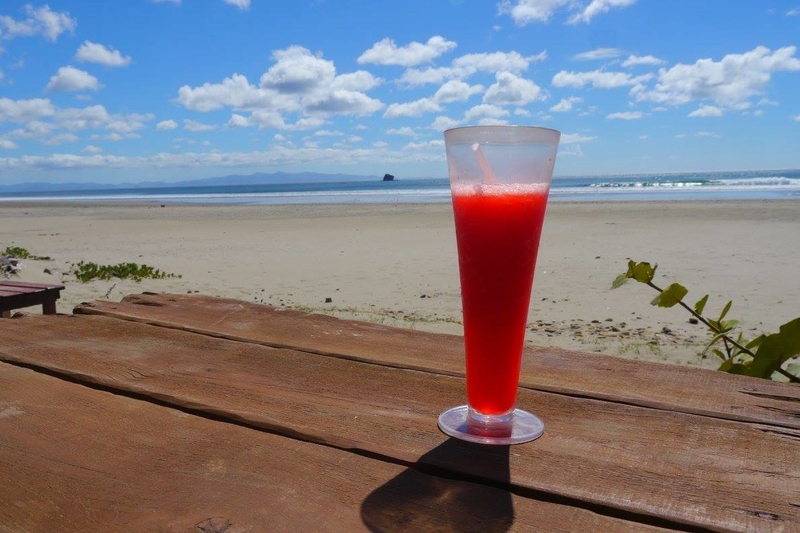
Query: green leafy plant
xmin=70 ymin=261 xmax=181 ymax=283
xmin=613 ymin=260 xmax=799 ymax=383
xmin=2 ymin=246 xmax=51 ymax=261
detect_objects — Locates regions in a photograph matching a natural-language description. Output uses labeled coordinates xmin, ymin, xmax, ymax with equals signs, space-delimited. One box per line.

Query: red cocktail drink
xmin=452 ymin=184 xmax=548 ymax=415
xmin=439 ymin=126 xmax=560 ymax=445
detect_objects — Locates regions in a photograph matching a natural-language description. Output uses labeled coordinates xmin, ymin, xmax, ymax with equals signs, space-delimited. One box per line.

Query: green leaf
xmin=703 ymin=332 xmax=728 ymax=354
xmin=631 ymin=262 xmax=657 ymax=284
xmin=711 ymin=348 xmax=728 ymax=362
xmin=743 ymin=318 xmax=800 ymax=379
xmin=611 ymin=272 xmax=630 ymax=289
xmin=719 ymin=300 xmax=733 ymax=321
xmin=719 ymin=319 xmax=740 ymax=333
xmin=745 ymin=334 xmax=765 ymax=351
xmin=650 ymin=283 xmax=688 ymax=308
xmin=694 ymin=295 xmax=709 ymax=315
xmin=725 ymin=363 xmax=754 ymax=376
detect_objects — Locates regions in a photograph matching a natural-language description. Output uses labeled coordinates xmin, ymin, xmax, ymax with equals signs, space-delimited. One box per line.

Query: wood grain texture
xmin=75 ymin=293 xmax=800 ymax=429
xmin=2 ymin=312 xmax=798 ymax=532
xmin=0 ymin=363 xmax=669 ymax=533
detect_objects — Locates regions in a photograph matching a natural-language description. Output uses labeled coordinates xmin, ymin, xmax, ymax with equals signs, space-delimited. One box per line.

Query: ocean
xmin=1 ymin=169 xmax=799 ymax=205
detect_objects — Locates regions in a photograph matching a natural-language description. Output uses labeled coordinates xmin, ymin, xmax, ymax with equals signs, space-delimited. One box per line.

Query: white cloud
xmin=607 ymin=111 xmax=645 ymax=120
xmin=314 ymin=129 xmax=343 ymax=136
xmin=688 ymin=105 xmax=723 ymax=118
xmin=454 ymin=50 xmax=545 ymax=72
xmin=44 ymin=132 xmax=79 ymax=145
xmin=184 ymin=119 xmax=216 ymax=132
xmin=498 ymin=0 xmax=569 ymax=25
xmin=398 ymin=66 xmax=459 ymax=87
xmin=331 ymin=71 xmax=382 ymax=92
xmin=464 ymin=104 xmax=509 ymax=121
xmin=358 ymin=36 xmax=457 ymax=67
xmin=431 ymin=115 xmax=461 ymax=131
xmin=226 ymin=114 xmax=249 ymax=128
xmin=156 ymin=119 xmax=178 ymax=131
xmin=483 ymin=71 xmax=543 ymax=105
xmin=384 ymin=98 xmax=441 ymax=118
xmin=550 ymin=96 xmax=582 ymax=112
xmin=0 ymin=138 xmax=17 ymax=150
xmin=403 ymin=140 xmax=444 ymax=150
xmin=224 ymin=0 xmax=251 ymax=9
xmin=400 ymin=50 xmax=544 ymax=86
xmin=82 ymin=145 xmax=102 ymax=153
xmin=75 ymin=41 xmax=132 ymax=67
xmin=177 ymin=74 xmax=271 ymax=111
xmin=787 ymin=8 xmax=799 ymax=16
xmin=261 ymin=46 xmax=337 ymax=94
xmin=46 ymin=66 xmax=101 ymax=92
xmin=498 ymin=0 xmax=636 ymax=25
xmin=636 ymin=46 xmax=800 ymax=107
xmin=308 ymin=90 xmax=384 ymax=115
xmin=387 ymin=127 xmax=416 ymax=136
xmin=561 ymin=133 xmax=597 ymax=144
xmin=696 ymin=131 xmax=719 ymax=138
xmin=0 ymin=5 xmax=77 ymax=41
xmin=434 ymin=80 xmax=484 ymax=103
xmin=621 ymin=54 xmax=665 ymax=67
xmin=0 ymin=143 xmax=451 ymax=173
xmin=568 ymin=0 xmax=637 ymax=24
xmin=793 ymin=114 xmax=800 ymax=122
xmin=572 ymin=47 xmax=622 ymax=61
xmin=106 ymin=113 xmax=154 ymax=133
xmin=0 ymin=98 xmax=56 ymax=123
xmin=553 ymin=69 xmax=651 ymax=89
xmin=177 ymin=46 xmax=383 ymax=127
xmin=151 ymin=0 xmax=181 ymax=3
xmin=48 ymin=107 xmax=108 ymax=131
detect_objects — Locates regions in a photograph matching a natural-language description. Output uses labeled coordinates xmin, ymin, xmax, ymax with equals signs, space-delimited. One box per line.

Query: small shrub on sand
xmin=2 ymin=246 xmax=51 ymax=261
xmin=70 ymin=261 xmax=181 ymax=283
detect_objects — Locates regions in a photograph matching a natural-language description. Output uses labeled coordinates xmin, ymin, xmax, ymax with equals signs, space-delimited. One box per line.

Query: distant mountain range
xmin=0 ymin=171 xmax=397 ymax=193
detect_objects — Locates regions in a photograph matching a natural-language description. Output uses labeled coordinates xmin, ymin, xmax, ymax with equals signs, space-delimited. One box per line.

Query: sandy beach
xmin=2 ymin=199 xmax=798 ymax=370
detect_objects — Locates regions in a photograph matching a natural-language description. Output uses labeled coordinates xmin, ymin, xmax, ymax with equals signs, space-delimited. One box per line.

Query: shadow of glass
xmin=360 ymin=438 xmax=513 ymax=533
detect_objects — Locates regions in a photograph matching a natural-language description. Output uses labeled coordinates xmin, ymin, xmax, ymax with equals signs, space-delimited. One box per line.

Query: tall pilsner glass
xmin=439 ymin=126 xmax=561 ymax=445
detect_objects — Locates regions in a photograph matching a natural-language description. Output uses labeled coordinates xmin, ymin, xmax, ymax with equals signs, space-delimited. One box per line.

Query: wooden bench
xmin=0 ymin=281 xmax=65 ymax=318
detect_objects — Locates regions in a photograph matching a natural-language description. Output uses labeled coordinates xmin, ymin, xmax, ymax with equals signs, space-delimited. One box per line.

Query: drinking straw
xmin=471 ymin=143 xmax=497 ymax=185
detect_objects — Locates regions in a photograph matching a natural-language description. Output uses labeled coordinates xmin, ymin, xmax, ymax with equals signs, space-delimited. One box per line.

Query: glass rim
xmin=444 ymin=125 xmax=561 ymax=144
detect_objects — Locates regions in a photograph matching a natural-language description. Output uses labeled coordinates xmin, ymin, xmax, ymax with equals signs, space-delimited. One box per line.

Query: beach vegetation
xmin=2 ymin=246 xmax=51 ymax=261
xmin=613 ymin=260 xmax=799 ymax=383
xmin=70 ymin=261 xmax=181 ymax=283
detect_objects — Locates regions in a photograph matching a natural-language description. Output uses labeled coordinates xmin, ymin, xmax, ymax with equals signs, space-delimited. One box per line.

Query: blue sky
xmin=1 ymin=0 xmax=799 ymax=185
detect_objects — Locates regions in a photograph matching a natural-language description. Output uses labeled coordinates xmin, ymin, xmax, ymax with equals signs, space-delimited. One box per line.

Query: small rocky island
xmin=382 ymin=173 xmax=395 ymax=181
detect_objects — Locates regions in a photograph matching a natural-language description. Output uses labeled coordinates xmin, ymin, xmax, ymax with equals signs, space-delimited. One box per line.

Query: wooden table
xmin=0 ymin=281 xmax=64 ymax=318
xmin=1 ymin=293 xmax=798 ymax=532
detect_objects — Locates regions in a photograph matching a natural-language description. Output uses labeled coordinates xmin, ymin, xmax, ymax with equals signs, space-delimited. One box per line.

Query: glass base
xmin=438 ymin=405 xmax=544 ymax=445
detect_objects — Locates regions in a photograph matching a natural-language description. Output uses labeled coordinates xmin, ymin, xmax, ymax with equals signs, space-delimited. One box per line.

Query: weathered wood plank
xmin=2 ymin=313 xmax=798 ymax=532
xmin=75 ymin=293 xmax=800 ymax=429
xmin=0 ymin=363 xmax=665 ymax=533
